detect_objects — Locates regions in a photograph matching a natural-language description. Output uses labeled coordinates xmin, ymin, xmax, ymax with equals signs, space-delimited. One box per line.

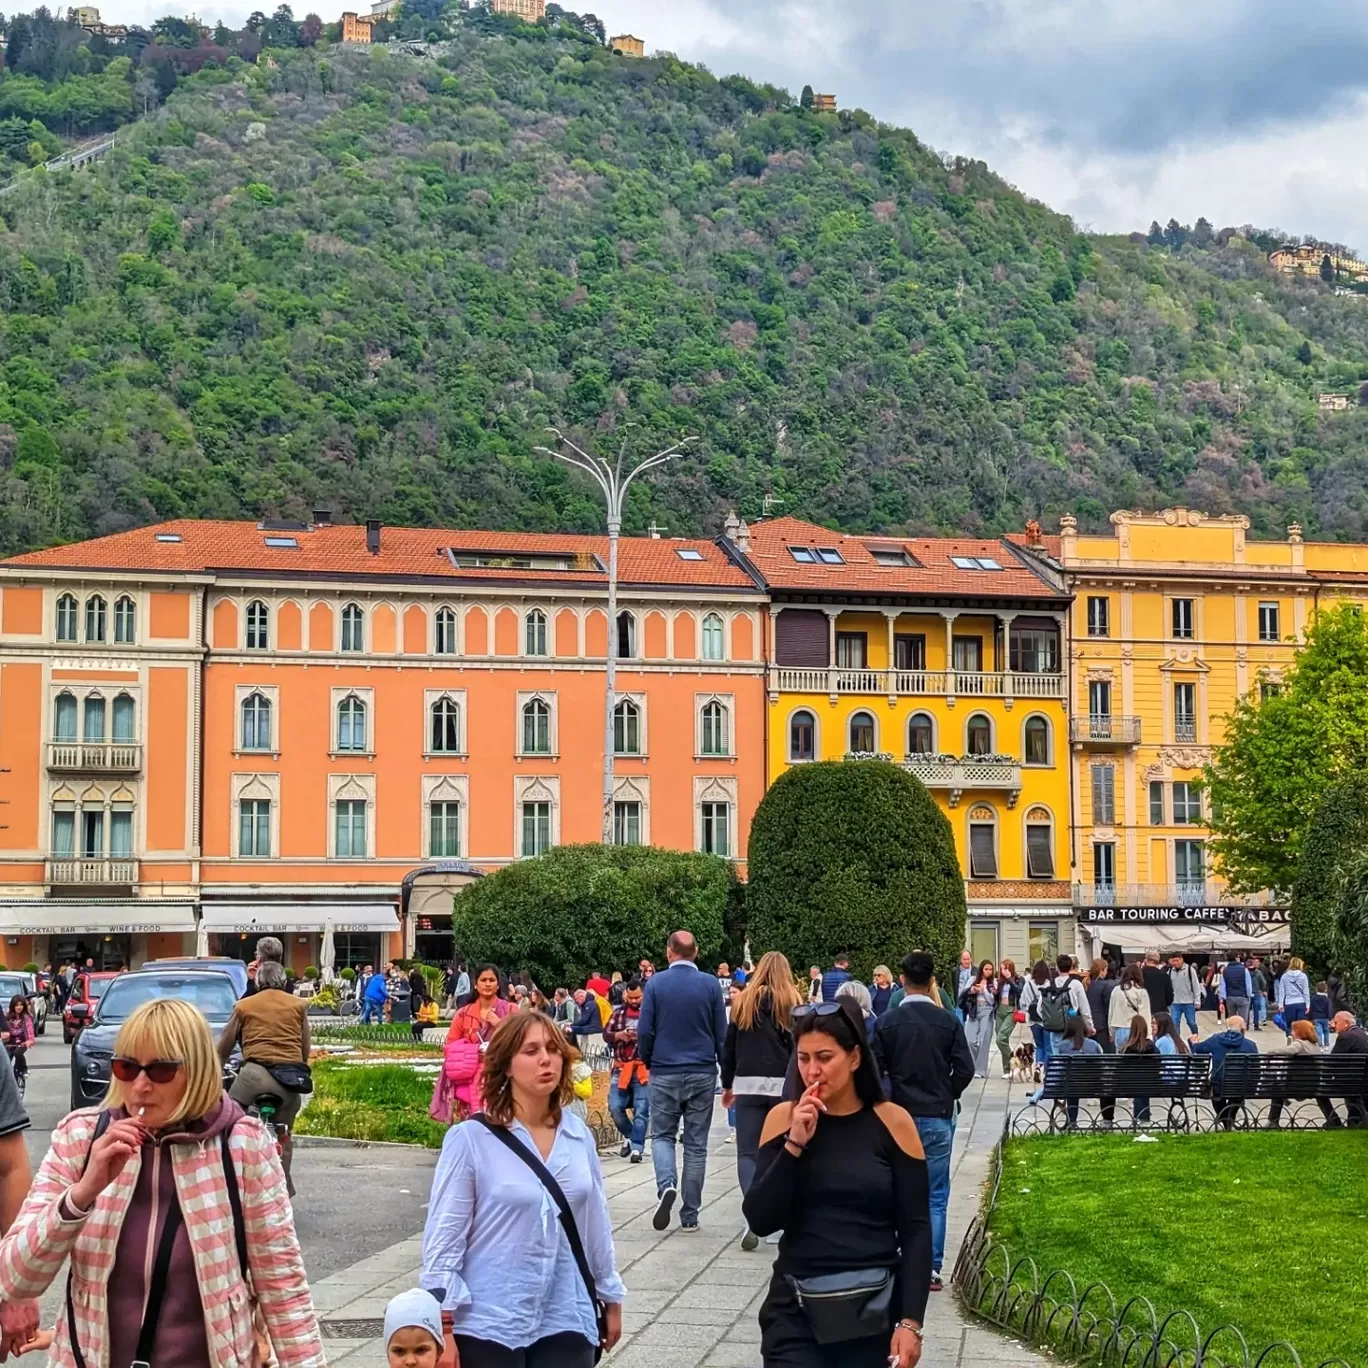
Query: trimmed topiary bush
xmin=21 ymin=963 xmax=39 ymax=974
xmin=452 ymin=844 xmax=734 ymax=987
xmin=1292 ymin=773 xmax=1368 ymax=976
xmin=339 ymin=967 xmax=356 ymax=983
xmin=746 ymin=759 xmax=966 ymax=981
xmin=303 ymin=965 xmax=319 ymax=980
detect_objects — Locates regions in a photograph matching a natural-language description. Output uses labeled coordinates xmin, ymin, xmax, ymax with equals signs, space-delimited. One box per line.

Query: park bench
xmin=1029 ymin=1054 xmax=1212 ymax=1131
xmin=1217 ymin=1053 xmax=1368 ymax=1128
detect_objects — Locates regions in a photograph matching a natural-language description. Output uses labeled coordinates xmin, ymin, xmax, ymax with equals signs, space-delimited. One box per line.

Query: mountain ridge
xmin=2 ymin=19 xmax=1368 ymax=556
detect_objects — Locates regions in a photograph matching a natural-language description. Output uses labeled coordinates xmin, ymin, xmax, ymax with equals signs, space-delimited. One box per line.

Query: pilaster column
xmin=884 ymin=610 xmax=898 ymax=705
xmin=824 ymin=608 xmax=840 ymax=702
xmin=999 ymin=612 xmax=1018 ymax=708
xmin=941 ymin=611 xmax=960 ymax=706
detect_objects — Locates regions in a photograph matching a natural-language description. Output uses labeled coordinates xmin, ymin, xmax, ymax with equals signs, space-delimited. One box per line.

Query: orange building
xmin=0 ymin=519 xmax=767 ymax=972
xmin=340 ymin=11 xmax=377 ymax=43
xmin=610 ymin=34 xmax=645 ymax=57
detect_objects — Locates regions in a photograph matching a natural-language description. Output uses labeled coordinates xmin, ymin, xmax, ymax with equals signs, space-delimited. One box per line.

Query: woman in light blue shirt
xmin=422 ymin=1011 xmax=625 ymax=1367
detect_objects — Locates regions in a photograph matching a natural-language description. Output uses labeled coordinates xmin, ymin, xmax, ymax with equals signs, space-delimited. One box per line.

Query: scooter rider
xmin=217 ymin=955 xmax=311 ymax=1195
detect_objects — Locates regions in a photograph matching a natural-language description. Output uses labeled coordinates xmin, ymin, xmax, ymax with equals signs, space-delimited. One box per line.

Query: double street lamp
xmin=534 ymin=428 xmax=697 ymax=843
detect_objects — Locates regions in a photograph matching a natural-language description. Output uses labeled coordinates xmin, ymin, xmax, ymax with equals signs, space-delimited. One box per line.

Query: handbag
xmin=784 ymin=1267 xmax=895 ymax=1345
xmin=470 ymin=1115 xmax=608 ymax=1363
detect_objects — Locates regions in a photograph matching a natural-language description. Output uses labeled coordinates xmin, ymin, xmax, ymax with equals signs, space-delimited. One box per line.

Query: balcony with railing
xmin=901 ymin=754 xmax=1023 ymax=807
xmin=1074 ymin=882 xmax=1280 ymax=909
xmin=770 ymin=667 xmax=1064 ymax=700
xmin=47 ymin=742 xmax=142 ymax=772
xmin=1070 ymin=715 xmax=1142 ymax=746
xmin=1174 ymin=719 xmax=1197 ymax=743
xmin=46 ymin=859 xmax=138 ymax=887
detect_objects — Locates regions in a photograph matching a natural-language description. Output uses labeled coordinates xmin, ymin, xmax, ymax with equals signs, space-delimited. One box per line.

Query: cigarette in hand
xmin=137 ymin=1107 xmax=146 ymax=1118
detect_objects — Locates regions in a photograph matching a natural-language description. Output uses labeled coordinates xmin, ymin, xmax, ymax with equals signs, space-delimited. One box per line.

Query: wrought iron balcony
xmin=901 ymin=755 xmax=1023 ymax=807
xmin=770 ymin=667 xmax=1064 ymax=700
xmin=47 ymin=742 xmax=142 ymax=773
xmin=46 ymin=859 xmax=138 ymax=887
xmin=1069 ymin=716 xmax=1142 ymax=745
xmin=1073 ymin=882 xmax=1280 ymax=909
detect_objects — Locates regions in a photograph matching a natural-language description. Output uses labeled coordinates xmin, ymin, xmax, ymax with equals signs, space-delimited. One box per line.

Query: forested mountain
xmin=3 ymin=13 xmax=1368 ymax=555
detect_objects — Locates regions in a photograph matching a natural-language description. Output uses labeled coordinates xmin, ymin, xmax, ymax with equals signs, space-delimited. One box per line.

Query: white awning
xmin=0 ymin=903 xmax=197 ymax=935
xmin=199 ymin=904 xmax=399 ymax=935
xmin=1097 ymin=923 xmax=1290 ymax=954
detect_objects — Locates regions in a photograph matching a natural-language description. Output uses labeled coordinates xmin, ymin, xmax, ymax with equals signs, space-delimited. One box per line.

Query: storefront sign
xmin=11 ymin=923 xmax=162 ymax=935
xmin=1079 ymin=907 xmax=1290 ymax=926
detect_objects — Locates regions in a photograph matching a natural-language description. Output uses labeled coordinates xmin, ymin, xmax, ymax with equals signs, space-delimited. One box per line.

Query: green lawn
xmin=988 ymin=1133 xmax=1368 ymax=1366
xmin=295 ymin=1057 xmax=447 ymax=1148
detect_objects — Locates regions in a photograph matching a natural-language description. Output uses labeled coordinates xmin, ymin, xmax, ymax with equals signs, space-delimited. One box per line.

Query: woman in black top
xmin=742 ymin=999 xmax=930 ymax=1368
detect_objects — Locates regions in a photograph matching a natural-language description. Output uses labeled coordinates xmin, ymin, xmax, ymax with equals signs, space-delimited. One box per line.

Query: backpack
xmin=1037 ymin=981 xmax=1071 ymax=1032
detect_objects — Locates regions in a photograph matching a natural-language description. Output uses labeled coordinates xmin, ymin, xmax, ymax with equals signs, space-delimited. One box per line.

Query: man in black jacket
xmin=873 ymin=950 xmax=974 ymax=1291
xmin=1319 ymin=1012 xmax=1368 ymax=1127
xmin=1141 ymin=950 xmax=1173 ymax=1017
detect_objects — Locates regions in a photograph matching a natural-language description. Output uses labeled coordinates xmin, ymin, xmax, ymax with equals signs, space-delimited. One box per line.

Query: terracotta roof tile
xmin=1 ymin=520 xmax=758 ymax=591
xmin=743 ymin=517 xmax=1066 ymax=601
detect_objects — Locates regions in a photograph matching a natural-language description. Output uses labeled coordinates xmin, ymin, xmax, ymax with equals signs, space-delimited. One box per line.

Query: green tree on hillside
xmin=1321 ymin=254 xmax=1335 ymax=284
xmin=800 ymin=84 xmax=814 ymax=108
xmin=1298 ymin=340 xmax=1314 ymax=364
xmin=1291 ymin=773 xmax=1368 ymax=974
xmin=746 ymin=761 xmax=966 ymax=979
xmin=1208 ymin=603 xmax=1368 ymax=896
xmin=1147 ymin=220 xmax=1165 ymax=246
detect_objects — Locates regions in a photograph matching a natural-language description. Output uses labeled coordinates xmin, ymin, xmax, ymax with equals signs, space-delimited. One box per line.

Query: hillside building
xmin=491 ymin=0 xmax=548 ymax=20
xmin=810 ymin=93 xmax=837 ymax=112
xmin=0 ymin=519 xmax=767 ymax=971
xmin=340 ymin=10 xmax=377 ymax=42
xmin=610 ymin=34 xmax=645 ymax=57
xmin=1317 ymin=392 xmax=1352 ymax=412
xmin=749 ymin=515 xmax=1076 ymax=968
xmin=1270 ymin=244 xmax=1368 ymax=284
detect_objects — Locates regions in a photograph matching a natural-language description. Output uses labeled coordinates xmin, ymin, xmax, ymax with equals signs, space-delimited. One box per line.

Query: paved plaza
xmin=316 ymin=1076 xmax=1046 ymax=1368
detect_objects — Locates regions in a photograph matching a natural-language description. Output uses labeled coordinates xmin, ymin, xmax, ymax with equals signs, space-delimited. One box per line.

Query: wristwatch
xmin=896 ymin=1319 xmax=924 ymax=1339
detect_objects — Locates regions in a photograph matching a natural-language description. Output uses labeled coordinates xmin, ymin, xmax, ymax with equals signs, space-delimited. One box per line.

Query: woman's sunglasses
xmin=111 ymin=1058 xmax=184 ymax=1084
xmin=792 ymin=1002 xmax=846 ymax=1020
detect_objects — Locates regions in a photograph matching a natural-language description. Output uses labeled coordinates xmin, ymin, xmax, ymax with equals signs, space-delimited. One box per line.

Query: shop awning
xmin=0 ymin=903 xmax=197 ymax=935
xmin=1089 ymin=923 xmax=1290 ymax=955
xmin=199 ymin=904 xmax=399 ymax=935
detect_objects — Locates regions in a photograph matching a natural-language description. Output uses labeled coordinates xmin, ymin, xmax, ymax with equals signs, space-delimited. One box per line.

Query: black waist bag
xmin=785 ymin=1267 xmax=894 ymax=1344
xmin=267 ymin=1061 xmax=313 ymax=1094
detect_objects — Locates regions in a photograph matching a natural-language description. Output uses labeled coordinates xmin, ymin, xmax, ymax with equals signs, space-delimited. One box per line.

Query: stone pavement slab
xmin=317 ymin=1075 xmax=1048 ymax=1366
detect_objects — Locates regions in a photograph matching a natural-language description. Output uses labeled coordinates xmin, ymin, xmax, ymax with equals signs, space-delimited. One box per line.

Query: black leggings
xmin=734 ymin=1094 xmax=783 ymax=1196
xmin=759 ymin=1272 xmax=895 ymax=1367
xmin=453 ymin=1332 xmax=597 ymax=1367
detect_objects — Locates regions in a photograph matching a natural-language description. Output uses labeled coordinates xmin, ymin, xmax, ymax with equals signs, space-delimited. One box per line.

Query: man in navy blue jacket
xmin=638 ymin=929 xmax=727 ymax=1232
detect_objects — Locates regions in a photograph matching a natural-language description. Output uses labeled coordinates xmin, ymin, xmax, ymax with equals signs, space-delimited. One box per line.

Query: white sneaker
xmin=766 ymin=1230 xmax=782 ymax=1244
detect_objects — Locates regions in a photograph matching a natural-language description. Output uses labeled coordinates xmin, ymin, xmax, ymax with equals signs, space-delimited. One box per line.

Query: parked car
xmin=0 ymin=974 xmax=46 ymax=1036
xmin=62 ymin=971 xmax=118 ymax=1045
xmin=142 ymin=956 xmax=249 ymax=997
xmin=71 ymin=969 xmax=241 ymax=1111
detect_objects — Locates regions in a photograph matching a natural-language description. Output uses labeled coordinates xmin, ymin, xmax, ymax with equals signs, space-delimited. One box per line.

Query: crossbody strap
xmin=66 ymin=1110 xmax=112 ymax=1368
xmin=132 ymin=1190 xmax=185 ymax=1366
xmin=220 ymin=1128 xmax=250 ymax=1281
xmin=469 ymin=1114 xmax=600 ymax=1309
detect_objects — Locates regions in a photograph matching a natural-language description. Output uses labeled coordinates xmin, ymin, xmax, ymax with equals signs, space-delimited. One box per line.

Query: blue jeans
xmin=1249 ymin=994 xmax=1266 ymax=1029
xmin=1170 ymin=1002 xmax=1198 ymax=1035
xmin=1315 ymin=1018 xmax=1331 ymax=1047
xmin=360 ymin=999 xmax=383 ymax=1025
xmin=1030 ymin=1023 xmax=1050 ymax=1061
xmin=1045 ymin=1030 xmax=1065 ymax=1060
xmin=1282 ymin=1002 xmax=1308 ymax=1037
xmin=649 ymin=1070 xmax=715 ymax=1224
xmin=609 ymin=1075 xmax=650 ymax=1152
xmin=912 ymin=1115 xmax=954 ymax=1273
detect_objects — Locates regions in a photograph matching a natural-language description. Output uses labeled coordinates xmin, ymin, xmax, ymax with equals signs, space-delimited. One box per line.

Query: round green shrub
xmin=452 ymin=844 xmax=734 ymax=987
xmin=21 ymin=962 xmax=40 ymax=974
xmin=340 ymin=967 xmax=356 ymax=982
xmin=746 ymin=759 xmax=966 ymax=981
xmin=1292 ymin=773 xmax=1368 ymax=975
xmin=303 ymin=964 xmax=319 ymax=980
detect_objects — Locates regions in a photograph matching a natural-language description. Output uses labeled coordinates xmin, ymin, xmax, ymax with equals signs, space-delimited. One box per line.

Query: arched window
xmin=525 ymin=609 xmax=548 ymax=657
xmin=1023 ymin=715 xmax=1050 ymax=766
xmin=702 ymin=613 xmax=725 ymax=661
xmin=337 ymin=694 xmax=367 ymax=752
xmin=340 ymin=603 xmax=364 ymax=652
xmin=111 ymin=693 xmax=135 ymax=743
xmin=1025 ymin=805 xmax=1055 ymax=879
xmin=968 ymin=805 xmax=998 ymax=879
xmin=907 ymin=712 xmax=934 ymax=756
xmin=614 ymin=699 xmax=641 ymax=755
xmin=522 ymin=697 xmax=551 ymax=754
xmin=615 ymin=611 xmax=636 ymax=660
xmin=241 ymin=693 xmax=272 ymax=751
xmin=53 ymin=692 xmax=77 ymax=742
xmin=700 ymin=700 xmax=729 ymax=756
xmin=82 ymin=694 xmax=105 ymax=742
xmin=84 ymin=595 xmax=106 ymax=643
xmin=789 ymin=709 xmax=816 ymax=762
xmin=849 ymin=710 xmax=876 ymax=754
xmin=430 ymin=696 xmax=461 ymax=752
xmin=55 ymin=594 xmax=78 ymax=643
xmin=245 ymin=600 xmax=269 ymax=650
xmin=966 ymin=714 xmax=993 ymax=756
xmin=434 ymin=607 xmax=457 ymax=655
xmin=113 ymin=595 xmax=136 ymax=644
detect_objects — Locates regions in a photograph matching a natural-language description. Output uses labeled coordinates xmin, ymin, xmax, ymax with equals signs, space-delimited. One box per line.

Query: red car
xmin=62 ymin=971 xmax=118 ymax=1045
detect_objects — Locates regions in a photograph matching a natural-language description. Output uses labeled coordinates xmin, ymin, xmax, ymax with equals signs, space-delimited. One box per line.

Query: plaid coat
xmin=0 ymin=1107 xmax=325 ymax=1367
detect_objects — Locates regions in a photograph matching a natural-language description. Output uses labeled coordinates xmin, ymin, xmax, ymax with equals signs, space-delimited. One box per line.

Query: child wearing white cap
xmin=385 ymin=1288 xmax=445 ymax=1367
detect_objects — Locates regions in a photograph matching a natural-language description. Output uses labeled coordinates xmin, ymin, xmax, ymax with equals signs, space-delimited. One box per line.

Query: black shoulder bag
xmin=469 ymin=1114 xmax=608 ymax=1363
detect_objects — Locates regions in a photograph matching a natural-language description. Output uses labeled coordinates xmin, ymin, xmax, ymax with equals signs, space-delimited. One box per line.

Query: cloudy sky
xmin=98 ymin=0 xmax=1368 ymax=248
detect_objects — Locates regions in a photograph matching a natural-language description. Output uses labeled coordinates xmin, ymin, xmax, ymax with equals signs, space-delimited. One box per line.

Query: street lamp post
xmin=534 ymin=428 xmax=697 ymax=843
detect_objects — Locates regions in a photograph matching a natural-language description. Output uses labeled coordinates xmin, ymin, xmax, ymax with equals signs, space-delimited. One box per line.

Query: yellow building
xmin=491 ymin=0 xmax=547 ymax=19
xmin=1025 ymin=506 xmax=1368 ymax=963
xmin=810 ymin=93 xmax=837 ymax=113
xmin=610 ymin=34 xmax=645 ymax=57
xmin=743 ymin=516 xmax=1075 ymax=967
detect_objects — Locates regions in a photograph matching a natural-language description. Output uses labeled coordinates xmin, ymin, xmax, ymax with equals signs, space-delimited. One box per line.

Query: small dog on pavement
xmin=1011 ymin=1042 xmax=1036 ymax=1084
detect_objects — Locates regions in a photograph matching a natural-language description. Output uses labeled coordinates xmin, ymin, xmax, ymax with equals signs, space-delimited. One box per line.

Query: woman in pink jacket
xmin=431 ymin=964 xmax=514 ymax=1124
xmin=0 ymin=996 xmax=324 ymax=1367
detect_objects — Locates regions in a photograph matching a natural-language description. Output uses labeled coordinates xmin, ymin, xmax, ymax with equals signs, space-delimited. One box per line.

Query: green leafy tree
xmin=1146 ymin=219 xmax=1165 ymax=246
xmin=800 ymin=84 xmax=814 ymax=109
xmin=1290 ymin=773 xmax=1368 ymax=974
xmin=1164 ymin=217 xmax=1188 ymax=250
xmin=1208 ymin=603 xmax=1368 ymax=896
xmin=1321 ymin=253 xmax=1335 ymax=284
xmin=746 ymin=760 xmax=965 ymax=981
xmin=1193 ymin=216 xmax=1213 ymax=247
xmin=450 ymin=844 xmax=734 ymax=986
xmin=1297 ymin=339 xmax=1314 ymax=364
